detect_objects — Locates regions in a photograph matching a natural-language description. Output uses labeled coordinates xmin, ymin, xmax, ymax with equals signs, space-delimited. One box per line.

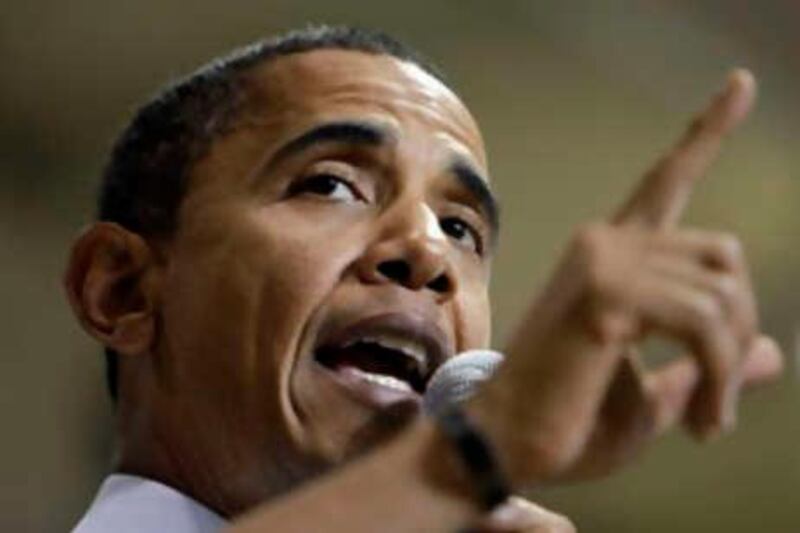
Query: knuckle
xmin=710 ymin=273 xmax=738 ymax=305
xmin=573 ymin=222 xmax=609 ymax=257
xmin=712 ymin=233 xmax=744 ymax=268
xmin=690 ymin=294 xmax=724 ymax=330
xmin=590 ymin=308 xmax=636 ymax=344
xmin=706 ymin=271 xmax=758 ymax=341
xmin=571 ymin=222 xmax=623 ymax=292
xmin=522 ymin=431 xmax=581 ymax=479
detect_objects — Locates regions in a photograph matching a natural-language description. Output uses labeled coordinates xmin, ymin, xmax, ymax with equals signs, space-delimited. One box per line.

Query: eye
xmin=440 ymin=217 xmax=483 ymax=255
xmin=289 ymin=174 xmax=364 ymax=202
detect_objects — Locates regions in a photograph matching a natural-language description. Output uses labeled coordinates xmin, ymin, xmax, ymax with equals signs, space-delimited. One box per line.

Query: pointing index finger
xmin=613 ymin=69 xmax=757 ymax=229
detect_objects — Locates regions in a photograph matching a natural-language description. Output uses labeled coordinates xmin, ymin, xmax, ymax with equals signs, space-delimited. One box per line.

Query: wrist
xmin=462 ymin=379 xmax=518 ymax=482
xmin=420 ymin=399 xmax=515 ymax=515
xmin=417 ymin=416 xmax=478 ymax=505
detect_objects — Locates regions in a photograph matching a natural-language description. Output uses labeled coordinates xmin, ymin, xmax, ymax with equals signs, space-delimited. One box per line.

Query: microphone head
xmin=423 ymin=349 xmax=505 ymax=416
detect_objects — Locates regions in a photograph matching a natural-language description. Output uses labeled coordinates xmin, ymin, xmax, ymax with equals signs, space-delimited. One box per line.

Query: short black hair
xmin=96 ymin=25 xmax=445 ymax=401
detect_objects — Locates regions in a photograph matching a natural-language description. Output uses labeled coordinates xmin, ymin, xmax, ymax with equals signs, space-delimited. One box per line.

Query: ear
xmin=64 ymin=222 xmax=162 ymax=356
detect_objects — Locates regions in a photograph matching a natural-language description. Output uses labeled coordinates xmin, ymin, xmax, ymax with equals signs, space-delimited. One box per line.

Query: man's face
xmin=148 ymin=49 xmax=494 ymax=501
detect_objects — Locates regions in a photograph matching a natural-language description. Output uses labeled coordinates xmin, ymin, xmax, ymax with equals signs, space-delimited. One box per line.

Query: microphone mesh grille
xmin=423 ymin=349 xmax=504 ymax=415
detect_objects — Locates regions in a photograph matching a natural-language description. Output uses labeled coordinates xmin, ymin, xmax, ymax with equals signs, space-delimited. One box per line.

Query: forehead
xmin=237 ymin=49 xmax=487 ymax=170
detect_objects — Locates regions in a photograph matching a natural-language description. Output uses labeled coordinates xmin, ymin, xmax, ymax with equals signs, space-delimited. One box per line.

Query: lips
xmin=312 ymin=313 xmax=450 ymax=408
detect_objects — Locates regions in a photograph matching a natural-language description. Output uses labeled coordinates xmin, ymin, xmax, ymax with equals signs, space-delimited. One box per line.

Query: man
xmin=65 ymin=26 xmax=782 ymax=532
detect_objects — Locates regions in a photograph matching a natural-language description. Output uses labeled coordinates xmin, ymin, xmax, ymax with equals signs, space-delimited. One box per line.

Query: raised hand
xmin=470 ymin=69 xmax=784 ymax=485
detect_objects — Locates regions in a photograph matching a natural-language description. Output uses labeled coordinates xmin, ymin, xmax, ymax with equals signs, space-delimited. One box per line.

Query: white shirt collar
xmin=72 ymin=474 xmax=226 ymax=533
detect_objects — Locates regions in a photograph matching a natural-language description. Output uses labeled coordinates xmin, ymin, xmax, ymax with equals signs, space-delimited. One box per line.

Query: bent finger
xmin=632 ymin=276 xmax=741 ymax=437
xmin=645 ymin=334 xmax=783 ymax=437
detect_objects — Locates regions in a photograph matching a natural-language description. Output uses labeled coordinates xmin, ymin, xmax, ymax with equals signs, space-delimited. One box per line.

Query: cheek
xmin=454 ymin=279 xmax=491 ymax=350
xmin=246 ymin=206 xmax=371 ymax=332
xmin=157 ymin=240 xmax=274 ymax=404
xmin=160 ymin=205 xmax=367 ymax=398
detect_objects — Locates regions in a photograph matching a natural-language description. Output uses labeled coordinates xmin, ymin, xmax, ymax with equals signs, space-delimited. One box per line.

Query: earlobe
xmin=64 ymin=222 xmax=161 ymax=356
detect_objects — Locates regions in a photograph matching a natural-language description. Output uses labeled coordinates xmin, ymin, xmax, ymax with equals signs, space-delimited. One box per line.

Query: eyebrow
xmin=267 ymin=120 xmax=389 ymax=170
xmin=451 ymin=159 xmax=501 ymax=247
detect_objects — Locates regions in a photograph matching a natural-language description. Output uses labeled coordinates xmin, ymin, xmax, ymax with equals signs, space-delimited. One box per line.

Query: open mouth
xmin=312 ymin=314 xmax=448 ymax=407
xmin=317 ymin=338 xmax=428 ymax=394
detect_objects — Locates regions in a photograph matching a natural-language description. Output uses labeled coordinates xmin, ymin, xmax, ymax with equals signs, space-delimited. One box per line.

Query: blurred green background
xmin=1 ymin=1 xmax=798 ymax=531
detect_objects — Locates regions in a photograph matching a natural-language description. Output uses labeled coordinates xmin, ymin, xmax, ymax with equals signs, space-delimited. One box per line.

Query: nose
xmin=356 ymin=203 xmax=456 ymax=300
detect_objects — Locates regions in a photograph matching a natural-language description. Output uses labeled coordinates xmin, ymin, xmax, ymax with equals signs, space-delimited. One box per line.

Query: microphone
xmin=423 ymin=349 xmax=505 ymax=416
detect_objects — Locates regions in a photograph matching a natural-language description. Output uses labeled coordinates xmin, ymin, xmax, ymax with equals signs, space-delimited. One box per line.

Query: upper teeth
xmin=345 ymin=335 xmax=428 ymax=372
